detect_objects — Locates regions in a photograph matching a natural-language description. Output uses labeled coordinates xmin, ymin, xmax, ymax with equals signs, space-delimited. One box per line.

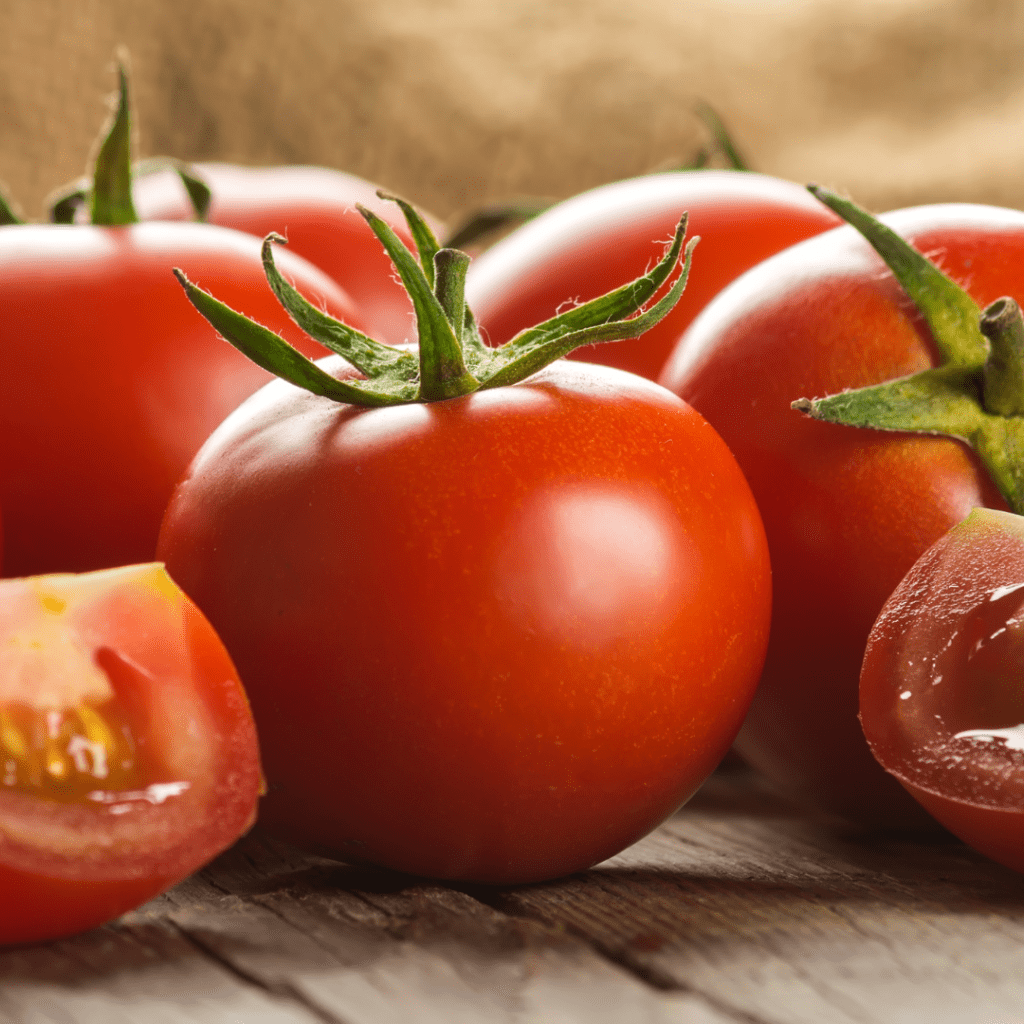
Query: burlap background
xmin=3 ymin=0 xmax=1024 ymax=224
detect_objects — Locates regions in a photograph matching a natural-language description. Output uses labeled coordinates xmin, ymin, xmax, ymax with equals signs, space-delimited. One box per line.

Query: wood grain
xmin=4 ymin=770 xmax=1024 ymax=1023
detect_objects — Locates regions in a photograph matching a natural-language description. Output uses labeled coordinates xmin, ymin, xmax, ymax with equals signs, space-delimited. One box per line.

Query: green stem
xmin=419 ymin=250 xmax=478 ymax=401
xmin=90 ymin=61 xmax=138 ymax=226
xmin=433 ymin=249 xmax=470 ymax=340
xmin=980 ymin=297 xmax=1024 ymax=417
xmin=693 ymin=100 xmax=748 ymax=172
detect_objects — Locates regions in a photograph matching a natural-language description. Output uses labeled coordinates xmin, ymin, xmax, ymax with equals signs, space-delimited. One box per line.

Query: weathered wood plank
xmin=490 ymin=774 xmax=1024 ymax=1024
xmin=4 ymin=771 xmax=1024 ymax=1023
xmin=152 ymin=833 xmax=735 ymax=1023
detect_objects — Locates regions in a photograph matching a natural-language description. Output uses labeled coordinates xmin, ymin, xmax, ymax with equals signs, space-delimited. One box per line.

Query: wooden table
xmin=3 ymin=767 xmax=1024 ymax=1024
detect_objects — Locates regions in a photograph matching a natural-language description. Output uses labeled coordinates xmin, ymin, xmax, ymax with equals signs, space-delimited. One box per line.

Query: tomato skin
xmin=0 ymin=221 xmax=363 ymax=578
xmin=131 ymin=163 xmax=445 ymax=346
xmin=0 ymin=563 xmax=261 ymax=945
xmin=660 ymin=205 xmax=1024 ymax=826
xmin=463 ymin=171 xmax=842 ymax=382
xmin=157 ymin=357 xmax=771 ymax=884
xmin=861 ymin=509 xmax=1024 ymax=870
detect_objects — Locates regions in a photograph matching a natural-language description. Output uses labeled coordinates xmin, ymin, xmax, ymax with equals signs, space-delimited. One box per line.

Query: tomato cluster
xmin=14 ymin=51 xmax=1024 ymax=947
xmin=1 ymin=64 xmax=780 ymax=941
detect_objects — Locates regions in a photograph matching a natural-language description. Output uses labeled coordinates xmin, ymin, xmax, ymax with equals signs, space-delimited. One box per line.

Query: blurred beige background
xmin=3 ymin=0 xmax=1024 ymax=223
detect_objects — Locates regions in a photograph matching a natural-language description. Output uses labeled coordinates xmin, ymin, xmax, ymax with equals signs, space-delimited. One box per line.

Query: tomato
xmin=131 ymin=163 xmax=445 ymax=347
xmin=0 ymin=221 xmax=363 ymax=578
xmin=860 ymin=508 xmax=1024 ymax=868
xmin=463 ymin=171 xmax=842 ymax=381
xmin=0 ymin=563 xmax=260 ymax=945
xmin=660 ymin=203 xmax=1024 ymax=826
xmin=156 ymin=355 xmax=771 ymax=884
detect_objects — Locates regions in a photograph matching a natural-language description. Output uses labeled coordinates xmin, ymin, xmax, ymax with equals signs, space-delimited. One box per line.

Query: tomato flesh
xmin=158 ymin=357 xmax=771 ymax=884
xmin=861 ymin=509 xmax=1024 ymax=870
xmin=0 ymin=564 xmax=261 ymax=945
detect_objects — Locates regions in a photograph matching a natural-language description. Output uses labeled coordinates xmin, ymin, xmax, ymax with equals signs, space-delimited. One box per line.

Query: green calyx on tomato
xmin=794 ymin=186 xmax=1024 ymax=513
xmin=173 ymin=196 xmax=698 ymax=406
xmin=43 ymin=57 xmax=210 ymax=226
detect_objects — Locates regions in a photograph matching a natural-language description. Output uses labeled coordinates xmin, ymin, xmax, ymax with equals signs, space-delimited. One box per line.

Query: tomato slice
xmin=0 ymin=564 xmax=261 ymax=945
xmin=861 ymin=508 xmax=1024 ymax=869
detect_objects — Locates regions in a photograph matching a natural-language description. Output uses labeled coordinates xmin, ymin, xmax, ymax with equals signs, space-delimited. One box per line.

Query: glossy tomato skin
xmin=0 ymin=221 xmax=363 ymax=578
xmin=0 ymin=564 xmax=261 ymax=945
xmin=463 ymin=171 xmax=842 ymax=382
xmin=131 ymin=163 xmax=445 ymax=347
xmin=861 ymin=509 xmax=1024 ymax=870
xmin=157 ymin=358 xmax=771 ymax=884
xmin=661 ymin=205 xmax=1022 ymax=826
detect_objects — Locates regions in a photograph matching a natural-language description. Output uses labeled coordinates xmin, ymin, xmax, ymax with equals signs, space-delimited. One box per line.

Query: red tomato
xmin=131 ymin=164 xmax=445 ymax=346
xmin=861 ymin=508 xmax=1024 ymax=869
xmin=0 ymin=221 xmax=363 ymax=578
xmin=463 ymin=171 xmax=842 ymax=381
xmin=157 ymin=356 xmax=771 ymax=884
xmin=661 ymin=204 xmax=1023 ymax=826
xmin=0 ymin=563 xmax=260 ymax=945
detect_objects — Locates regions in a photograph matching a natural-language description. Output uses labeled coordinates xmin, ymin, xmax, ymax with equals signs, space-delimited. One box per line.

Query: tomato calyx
xmin=793 ymin=185 xmax=1024 ymax=513
xmin=172 ymin=196 xmax=698 ymax=406
xmin=44 ymin=57 xmax=210 ymax=226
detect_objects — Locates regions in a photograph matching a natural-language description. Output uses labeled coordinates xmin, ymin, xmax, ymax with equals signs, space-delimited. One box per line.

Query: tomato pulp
xmin=464 ymin=171 xmax=842 ymax=381
xmin=0 ymin=221 xmax=363 ymax=578
xmin=861 ymin=508 xmax=1024 ymax=869
xmin=158 ymin=357 xmax=771 ymax=884
xmin=0 ymin=564 xmax=261 ymax=945
xmin=131 ymin=163 xmax=445 ymax=347
xmin=661 ymin=204 xmax=1022 ymax=826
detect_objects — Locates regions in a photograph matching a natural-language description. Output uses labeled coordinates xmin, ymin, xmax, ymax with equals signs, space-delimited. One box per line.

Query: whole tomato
xmin=861 ymin=508 xmax=1024 ymax=871
xmin=131 ymin=163 xmax=445 ymax=347
xmin=157 ymin=205 xmax=772 ymax=883
xmin=0 ymin=65 xmax=365 ymax=578
xmin=0 ymin=563 xmax=261 ymax=945
xmin=661 ymin=201 xmax=1024 ymax=826
xmin=0 ymin=222 xmax=362 ymax=578
xmin=464 ymin=171 xmax=842 ymax=381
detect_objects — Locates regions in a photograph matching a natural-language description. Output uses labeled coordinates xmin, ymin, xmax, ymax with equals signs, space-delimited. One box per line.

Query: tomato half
xmin=861 ymin=508 xmax=1024 ymax=869
xmin=0 ymin=221 xmax=363 ymax=578
xmin=463 ymin=171 xmax=842 ymax=381
xmin=157 ymin=356 xmax=771 ymax=884
xmin=131 ymin=163 xmax=445 ymax=347
xmin=0 ymin=563 xmax=261 ymax=945
xmin=661 ymin=204 xmax=1024 ymax=826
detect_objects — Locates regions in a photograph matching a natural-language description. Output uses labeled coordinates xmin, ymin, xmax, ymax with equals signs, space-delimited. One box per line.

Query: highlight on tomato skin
xmin=860 ymin=508 xmax=1024 ymax=872
xmin=0 ymin=563 xmax=262 ymax=946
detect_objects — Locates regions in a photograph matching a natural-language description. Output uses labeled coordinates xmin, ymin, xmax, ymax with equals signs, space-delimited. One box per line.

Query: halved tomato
xmin=0 ymin=563 xmax=261 ymax=945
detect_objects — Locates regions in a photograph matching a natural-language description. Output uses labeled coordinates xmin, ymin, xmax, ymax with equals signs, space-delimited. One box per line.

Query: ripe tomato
xmin=0 ymin=563 xmax=260 ymax=945
xmin=0 ymin=221 xmax=363 ymax=578
xmin=463 ymin=171 xmax=842 ymax=381
xmin=860 ymin=508 xmax=1024 ymax=869
xmin=131 ymin=163 xmax=445 ymax=347
xmin=157 ymin=356 xmax=771 ymax=884
xmin=661 ymin=203 xmax=1024 ymax=826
